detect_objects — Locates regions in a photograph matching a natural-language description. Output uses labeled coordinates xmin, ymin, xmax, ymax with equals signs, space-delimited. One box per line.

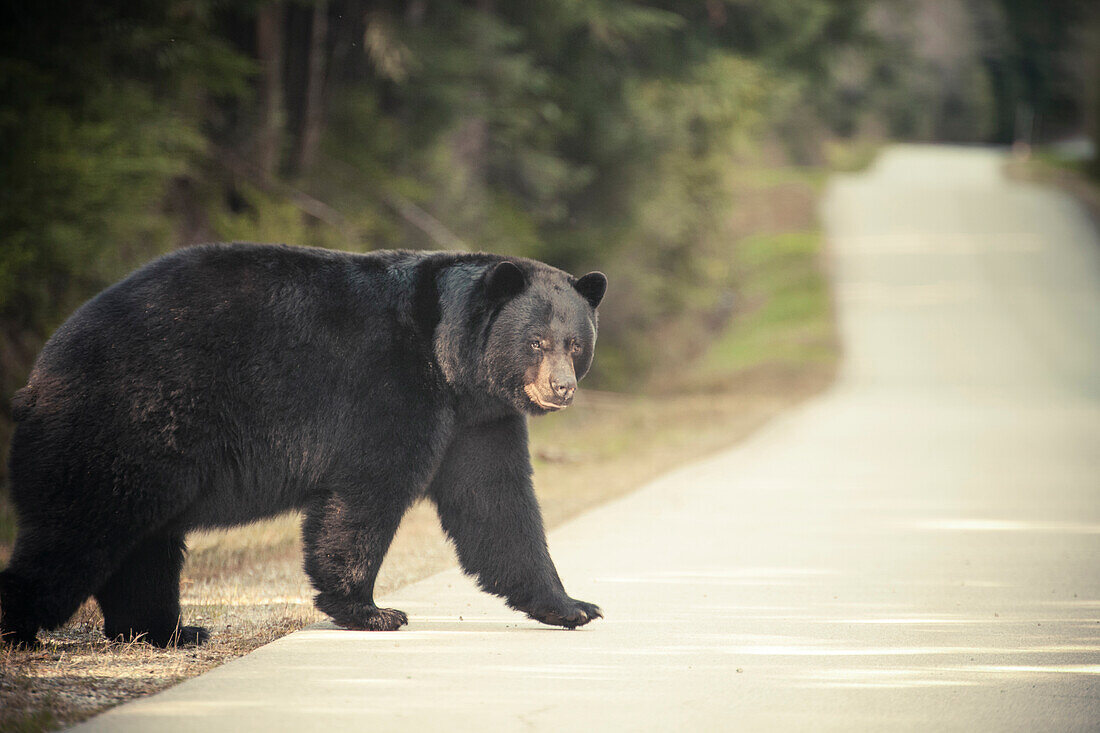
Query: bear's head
xmin=477 ymin=261 xmax=606 ymax=416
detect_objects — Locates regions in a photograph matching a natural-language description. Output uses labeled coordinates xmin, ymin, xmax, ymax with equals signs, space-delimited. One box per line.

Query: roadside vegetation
xmin=1005 ymin=147 xmax=1100 ymax=227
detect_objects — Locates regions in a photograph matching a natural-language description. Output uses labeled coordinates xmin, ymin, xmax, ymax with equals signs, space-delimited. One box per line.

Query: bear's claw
xmin=343 ymin=607 xmax=409 ymax=632
xmin=527 ymin=597 xmax=603 ymax=629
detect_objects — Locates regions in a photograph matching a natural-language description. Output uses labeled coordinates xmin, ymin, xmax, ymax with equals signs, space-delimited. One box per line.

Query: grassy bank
xmin=1004 ymin=149 xmax=1100 ymax=228
xmin=0 ymin=164 xmax=839 ymax=731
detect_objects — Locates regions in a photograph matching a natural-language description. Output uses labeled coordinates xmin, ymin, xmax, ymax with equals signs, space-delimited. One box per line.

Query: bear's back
xmin=17 ymin=244 xmax=440 ymax=452
xmin=33 ymin=244 xmax=380 ymax=380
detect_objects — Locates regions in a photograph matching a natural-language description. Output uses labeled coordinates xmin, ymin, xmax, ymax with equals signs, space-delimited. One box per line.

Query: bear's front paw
xmin=316 ymin=592 xmax=409 ymax=631
xmin=526 ymin=597 xmax=603 ymax=630
xmin=341 ymin=606 xmax=409 ymax=632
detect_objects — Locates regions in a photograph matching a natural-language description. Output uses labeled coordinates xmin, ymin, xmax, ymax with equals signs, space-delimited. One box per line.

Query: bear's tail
xmin=11 ymin=385 xmax=37 ymax=422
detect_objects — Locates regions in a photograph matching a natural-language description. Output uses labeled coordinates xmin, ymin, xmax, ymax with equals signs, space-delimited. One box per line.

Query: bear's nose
xmin=550 ymin=377 xmax=576 ymax=403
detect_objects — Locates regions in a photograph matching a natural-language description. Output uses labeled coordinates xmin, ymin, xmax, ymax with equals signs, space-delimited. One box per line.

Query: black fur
xmin=1 ymin=243 xmax=606 ymax=646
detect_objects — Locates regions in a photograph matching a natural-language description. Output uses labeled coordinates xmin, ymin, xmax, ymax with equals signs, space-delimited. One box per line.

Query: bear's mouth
xmin=523 ymin=384 xmax=569 ymax=411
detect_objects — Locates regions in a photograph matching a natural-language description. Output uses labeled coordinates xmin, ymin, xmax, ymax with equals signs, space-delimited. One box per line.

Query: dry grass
xmin=0 ymin=603 xmax=315 ymax=731
xmin=0 ymin=167 xmax=837 ymax=732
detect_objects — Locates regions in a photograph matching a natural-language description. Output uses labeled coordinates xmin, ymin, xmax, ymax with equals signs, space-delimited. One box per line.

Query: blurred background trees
xmin=1 ymin=0 xmax=1098 ymax=486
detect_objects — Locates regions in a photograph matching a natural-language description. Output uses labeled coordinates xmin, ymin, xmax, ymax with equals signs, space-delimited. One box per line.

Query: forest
xmin=1 ymin=0 xmax=1097 ymax=490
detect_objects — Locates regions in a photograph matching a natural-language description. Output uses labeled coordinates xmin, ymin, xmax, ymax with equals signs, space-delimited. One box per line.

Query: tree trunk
xmin=448 ymin=0 xmax=491 ymax=236
xmin=1090 ymin=9 xmax=1100 ymax=179
xmin=294 ymin=0 xmax=328 ymax=176
xmin=255 ymin=1 xmax=285 ymax=182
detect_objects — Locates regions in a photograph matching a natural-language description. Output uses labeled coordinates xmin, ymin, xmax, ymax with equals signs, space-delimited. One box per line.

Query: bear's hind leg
xmin=0 ymin=569 xmax=44 ymax=647
xmin=94 ymin=534 xmax=208 ymax=647
xmin=1 ymin=528 xmax=127 ymax=647
xmin=303 ymin=492 xmax=410 ymax=631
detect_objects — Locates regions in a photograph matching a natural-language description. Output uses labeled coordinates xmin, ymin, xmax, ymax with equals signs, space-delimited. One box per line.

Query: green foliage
xmin=842 ymin=0 xmax=1095 ymax=145
xmin=696 ymin=230 xmax=836 ymax=384
xmin=0 ymin=0 xmax=253 ymax=331
xmin=1 ymin=81 xmax=198 ymax=318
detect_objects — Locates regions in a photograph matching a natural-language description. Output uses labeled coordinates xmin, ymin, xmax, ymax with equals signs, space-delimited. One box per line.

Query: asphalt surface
xmin=75 ymin=146 xmax=1100 ymax=731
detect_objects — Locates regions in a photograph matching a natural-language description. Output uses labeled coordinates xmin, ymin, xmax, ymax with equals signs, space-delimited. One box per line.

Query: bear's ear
xmin=574 ymin=271 xmax=607 ymax=309
xmin=485 ymin=261 xmax=527 ymax=301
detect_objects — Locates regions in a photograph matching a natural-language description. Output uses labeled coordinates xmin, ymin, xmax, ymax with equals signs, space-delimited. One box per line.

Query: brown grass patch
xmin=0 ymin=603 xmax=314 ymax=731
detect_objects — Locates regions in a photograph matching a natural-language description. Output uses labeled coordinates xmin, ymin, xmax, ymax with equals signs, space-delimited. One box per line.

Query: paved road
xmin=76 ymin=146 xmax=1100 ymax=731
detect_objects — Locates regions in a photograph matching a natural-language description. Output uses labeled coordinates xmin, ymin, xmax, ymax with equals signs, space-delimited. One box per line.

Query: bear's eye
xmin=529 ymin=339 xmax=543 ymax=351
xmin=568 ymin=338 xmax=582 ymax=355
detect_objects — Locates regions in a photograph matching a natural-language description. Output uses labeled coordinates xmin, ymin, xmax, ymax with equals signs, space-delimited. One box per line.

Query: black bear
xmin=1 ymin=243 xmax=606 ymax=647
